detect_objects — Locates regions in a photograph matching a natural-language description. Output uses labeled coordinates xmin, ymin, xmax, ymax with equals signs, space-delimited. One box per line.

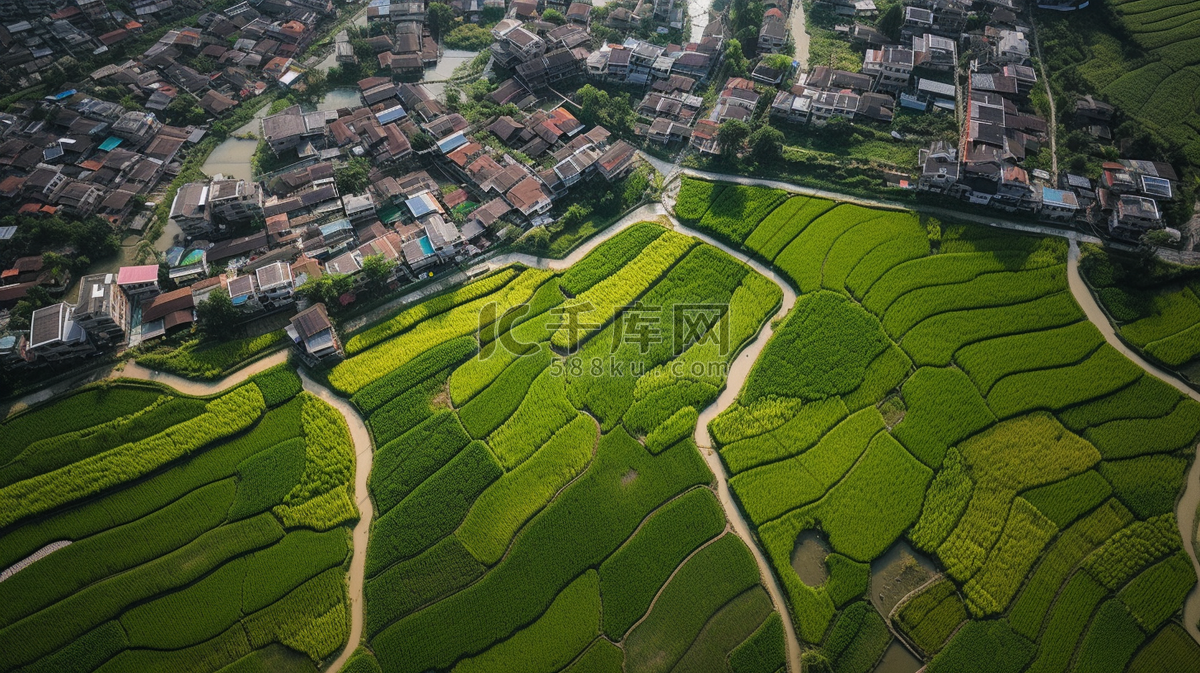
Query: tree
xmin=542 ymin=8 xmax=566 ymax=23
xmin=362 ymin=254 xmax=397 ymax=289
xmin=748 ymin=124 xmax=784 ymax=163
xmin=522 ymin=227 xmax=550 ymax=250
xmin=877 ymin=3 xmax=903 ymax=42
xmin=576 ymin=84 xmax=634 ymax=134
xmin=166 ymin=95 xmax=205 ymax=125
xmin=717 ymin=119 xmax=750 ymax=161
xmin=197 ymin=288 xmax=241 ymax=339
xmin=41 ymin=252 xmax=71 ymax=284
xmin=724 ymin=39 xmax=749 ymax=76
xmin=427 ymin=2 xmax=458 ymax=41
xmin=762 ymin=53 xmax=792 ymax=71
xmin=296 ymin=273 xmax=355 ymax=308
xmin=335 ymin=157 xmax=372 ymax=194
xmin=1138 ymin=229 xmax=1176 ymax=262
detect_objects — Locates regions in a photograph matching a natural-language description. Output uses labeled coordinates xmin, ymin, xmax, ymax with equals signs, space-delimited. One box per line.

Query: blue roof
xmin=99 ymin=136 xmax=123 ymax=151
xmin=899 ymin=94 xmax=927 ymax=111
xmin=179 ymin=249 xmax=205 ymax=267
xmin=375 ymin=105 xmax=407 ymax=124
xmin=165 ymin=246 xmax=186 ymax=266
xmin=1042 ymin=188 xmax=1072 ymax=205
xmin=406 ymin=193 xmax=438 ymax=218
xmin=52 ymin=89 xmax=77 ymax=100
xmin=437 ymin=132 xmax=468 ymax=154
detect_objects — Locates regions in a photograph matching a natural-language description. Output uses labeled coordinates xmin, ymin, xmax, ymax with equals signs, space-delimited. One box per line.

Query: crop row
xmin=353 ymin=336 xmax=477 ymax=413
xmin=135 ymin=330 xmax=286 ymax=380
xmin=370 ymin=411 xmax=471 ymax=517
xmin=986 ymin=345 xmax=1142 ymax=420
xmin=900 ymin=291 xmax=1083 ymax=368
xmin=694 ymin=184 xmax=790 ymax=246
xmin=489 ymin=369 xmax=581 ymax=469
xmin=843 ymin=230 xmax=932 ymax=301
xmin=0 ymin=383 xmax=265 ymax=529
xmin=882 ymin=264 xmax=1067 ymax=339
xmin=1020 ymin=469 xmax=1112 ymax=528
xmin=560 ymin=222 xmax=668 ymax=296
xmin=894 ymin=578 xmax=966 ymax=656
xmin=1070 ymin=599 xmax=1145 ymax=673
xmin=1104 ymin=451 xmax=1190 ymax=518
xmin=709 ymin=396 xmax=810 ymax=451
xmin=370 ymin=429 xmax=710 ymax=673
xmin=1082 ymin=512 xmax=1182 ymax=590
xmin=864 ymin=250 xmax=1059 ymax=317
xmin=598 ymin=488 xmax=726 ymax=639
xmin=459 ymin=345 xmax=553 ymax=439
xmin=0 ymin=397 xmax=305 ymax=571
xmin=230 ymin=437 xmax=307 ymax=521
xmin=822 ymin=211 xmax=924 ymax=296
xmin=0 ymin=394 xmax=204 ymax=488
xmin=743 ymin=196 xmax=812 ymax=259
xmin=623 ymin=534 xmax=762 ymax=673
xmin=1128 ymin=624 xmax=1200 ymax=673
xmin=891 ymin=367 xmax=995 ymax=468
xmin=1143 ymin=319 xmax=1200 ymax=365
xmin=955 ymin=321 xmax=1104 ymax=395
xmin=458 ymin=413 xmax=597 ymax=565
xmin=645 ymin=406 xmax=698 ymax=454
xmin=1024 ymin=570 xmax=1107 ymax=673
xmin=453 ymin=570 xmax=601 ymax=673
xmin=740 ymin=291 xmax=891 ymax=404
xmin=671 ymin=587 xmax=774 ymax=673
xmin=1119 ymin=286 xmax=1200 ymax=346
xmin=331 ymin=270 xmax=550 ymax=394
xmin=0 ymin=384 xmax=162 ymax=465
xmin=727 ymin=612 xmax=787 ymax=673
xmin=841 ymin=344 xmax=912 ymax=412
xmin=673 ymin=177 xmax=722 ymax=222
xmin=825 ymin=553 xmax=870 ymax=607
xmin=960 ymin=498 xmax=1057 ymax=617
xmin=243 ymin=567 xmax=349 ymax=661
xmin=752 ymin=197 xmax=841 ymax=263
xmin=346 ymin=267 xmax=520 ymax=355
xmin=367 ymin=440 xmax=502 ymax=576
xmin=935 ymin=413 xmax=1099 ymax=583
xmin=823 ymin=601 xmax=891 ymax=673
xmin=909 ymin=447 xmax=974 ymax=553
xmin=1056 ymin=374 xmax=1181 ymax=432
xmin=926 ymin=619 xmax=1035 ymax=673
xmin=622 ymin=381 xmax=719 ymax=438
xmin=551 ymin=231 xmax=695 ymax=350
xmin=278 ymin=393 xmax=356 ymax=513
xmin=1118 ymin=549 xmax=1196 ymax=632
xmin=370 ymin=369 xmax=451 ymax=447
xmin=1007 ymin=498 xmax=1132 ymax=640
xmin=729 ymin=407 xmax=884 ymax=525
xmin=365 ymin=535 xmax=484 ymax=636
xmin=1083 ymin=398 xmax=1200 ymax=459
xmin=774 ymin=206 xmax=880 ymax=294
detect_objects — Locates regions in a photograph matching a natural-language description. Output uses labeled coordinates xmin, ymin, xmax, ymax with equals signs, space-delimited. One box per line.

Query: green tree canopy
xmin=749 ymin=124 xmax=785 ymax=163
xmin=197 ymin=288 xmax=241 ymax=339
xmin=335 ymin=157 xmax=372 ymax=195
xmin=427 ymin=2 xmax=458 ymax=40
xmin=718 ymin=119 xmax=750 ymax=161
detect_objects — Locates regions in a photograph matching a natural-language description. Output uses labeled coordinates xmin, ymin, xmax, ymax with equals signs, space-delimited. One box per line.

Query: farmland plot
xmin=0 ymin=366 xmax=356 ymax=673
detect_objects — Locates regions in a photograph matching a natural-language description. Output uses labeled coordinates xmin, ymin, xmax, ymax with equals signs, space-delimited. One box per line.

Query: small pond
xmin=870 ymin=539 xmax=938 ymax=618
xmin=873 ymin=640 xmax=923 ymax=673
xmin=790 ymin=529 xmax=832 ymax=586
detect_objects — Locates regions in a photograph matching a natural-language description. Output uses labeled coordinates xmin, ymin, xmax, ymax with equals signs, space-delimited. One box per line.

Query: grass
xmin=134 ymin=331 xmax=287 ymax=380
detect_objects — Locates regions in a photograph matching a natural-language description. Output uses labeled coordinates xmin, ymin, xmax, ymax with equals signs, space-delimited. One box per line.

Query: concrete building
xmin=28 ymin=303 xmax=95 ymax=362
xmin=73 ymin=273 xmax=129 ymax=347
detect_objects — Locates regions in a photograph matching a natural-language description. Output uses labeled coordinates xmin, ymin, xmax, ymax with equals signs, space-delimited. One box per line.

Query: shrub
xmin=1056 ymin=374 xmax=1181 ymax=431
xmin=1098 ymin=454 xmax=1188 ymax=517
xmin=1020 ymin=469 xmax=1112 ymax=528
xmin=1007 ymin=499 xmax=1132 ymax=640
xmin=825 ymin=553 xmax=870 ymax=607
xmin=343 ymin=648 xmax=383 ymax=673
xmin=741 ymin=291 xmax=891 ymax=404
xmin=894 ymin=579 xmax=966 ymax=656
xmin=694 ymin=184 xmax=789 ymax=246
xmin=926 ymin=619 xmax=1035 ymax=673
xmin=488 ymin=370 xmax=581 ymax=470
xmin=370 ymin=430 xmax=709 ymax=673
xmin=955 ymin=321 xmax=1104 ymax=394
xmin=459 ymin=345 xmax=552 ymax=438
xmin=1118 ymin=549 xmax=1196 ymax=633
xmin=1084 ymin=399 xmax=1200 ymax=459
xmin=961 ymin=498 xmax=1058 ymax=616
xmin=936 ymin=413 xmax=1099 ymax=582
xmin=457 ymin=414 xmax=597 ymax=565
xmin=598 ymin=488 xmax=726 ymax=638
xmin=670 ymin=588 xmax=774 ymax=673
xmin=453 ymin=570 xmax=601 ymax=673
xmin=728 ymin=612 xmax=787 ymax=673
xmin=346 ymin=268 xmax=520 ymax=355
xmin=901 ymin=291 xmax=1084 ymax=367
xmin=550 ymin=231 xmax=695 ymax=350
xmin=251 ymin=363 xmax=303 ymax=406
xmin=729 ymin=407 xmax=885 ymax=525
xmin=560 ymin=222 xmax=667 ymax=295
xmin=623 ymin=534 xmax=761 ymax=673
xmin=332 ymin=270 xmax=548 ymax=394
xmin=370 ymin=411 xmax=471 ymax=517
xmin=892 ymin=367 xmax=995 ymax=468
xmin=645 ymin=406 xmax=697 ymax=454
xmin=823 ymin=601 xmax=891 ymax=673
xmin=365 ymin=535 xmax=484 ymax=636
xmin=1070 ymin=600 xmax=1145 ymax=673
xmin=351 ymin=336 xmax=477 ymax=413
xmin=0 ymin=384 xmax=265 ymax=529
xmin=367 ymin=441 xmax=502 ymax=575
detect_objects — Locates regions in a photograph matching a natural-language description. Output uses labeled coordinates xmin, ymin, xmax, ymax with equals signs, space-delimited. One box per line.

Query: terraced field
xmin=328 ymin=222 xmax=789 ymax=673
xmin=0 ymin=365 xmax=358 ymax=673
xmin=681 ymin=177 xmax=1200 ymax=672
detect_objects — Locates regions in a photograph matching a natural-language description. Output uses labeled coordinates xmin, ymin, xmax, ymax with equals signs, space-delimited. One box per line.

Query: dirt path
xmin=1068 ymin=239 xmax=1200 ymax=645
xmin=789 ymin=0 xmax=810 ymax=70
xmin=1030 ymin=18 xmax=1057 ymax=176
